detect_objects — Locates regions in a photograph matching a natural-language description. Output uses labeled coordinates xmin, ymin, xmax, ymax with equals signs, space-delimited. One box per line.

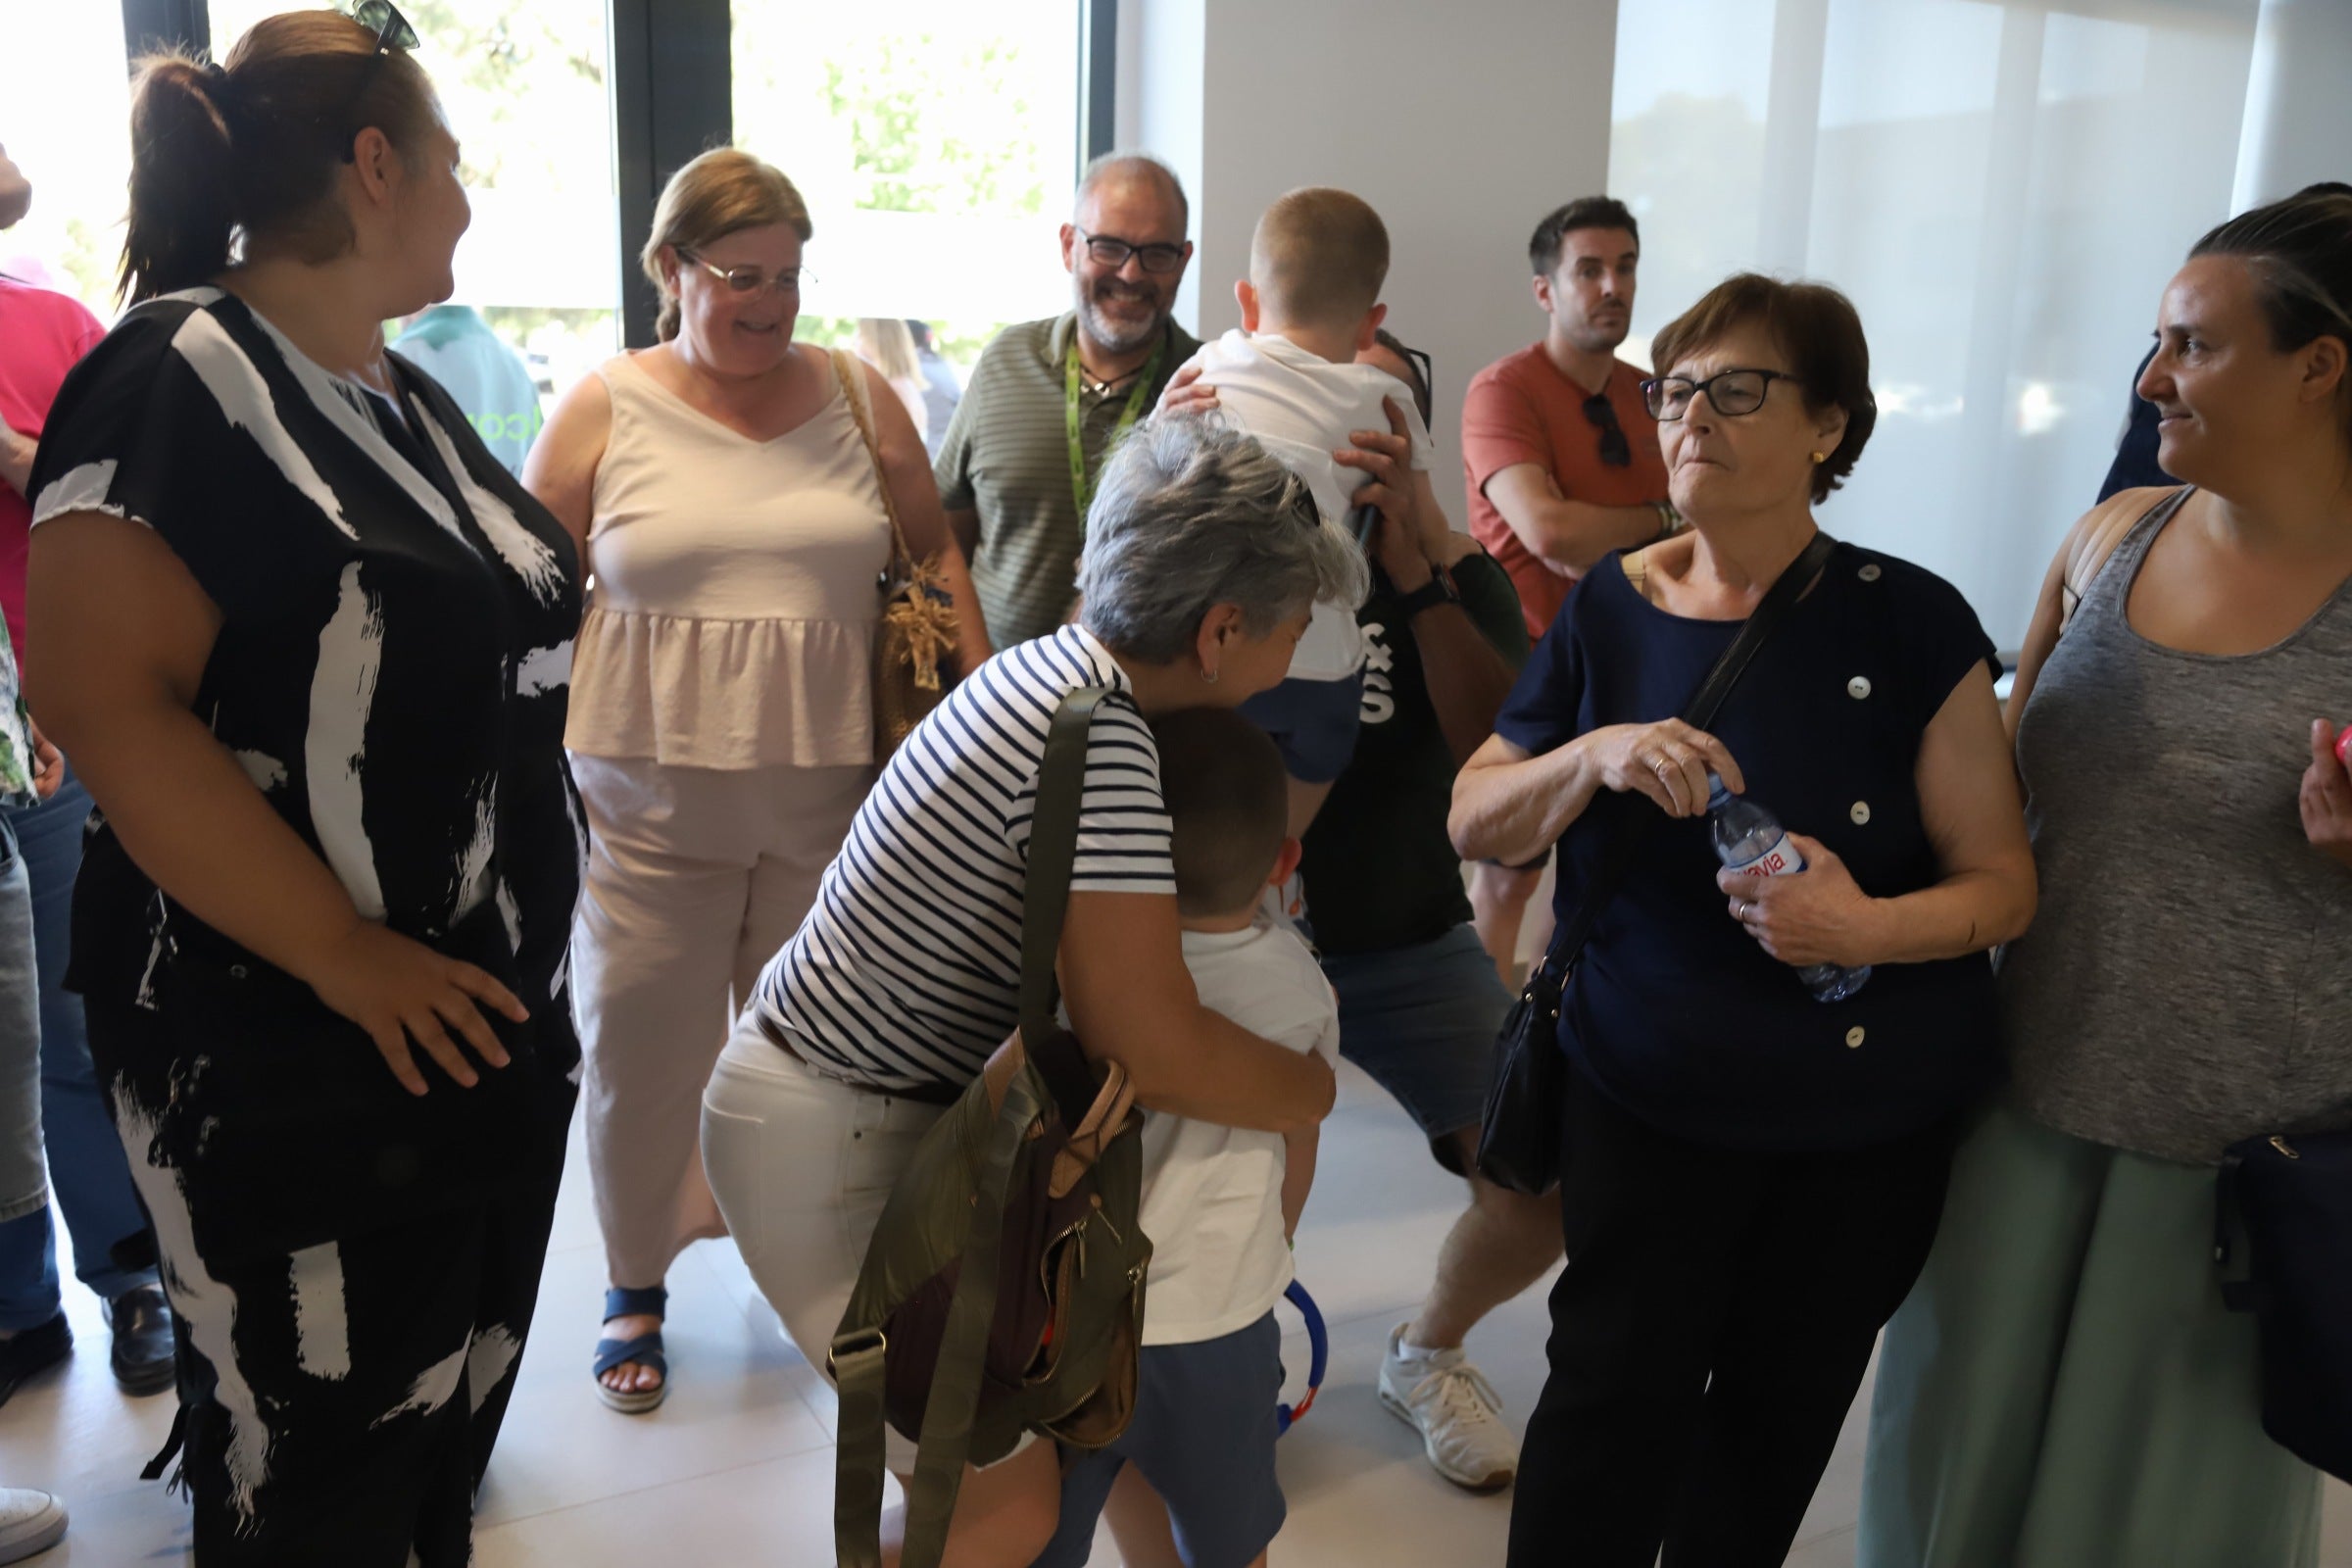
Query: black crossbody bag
xmin=2216 ymin=1126 xmax=2352 ymax=1482
xmin=1476 ymin=532 xmax=1836 ymax=1196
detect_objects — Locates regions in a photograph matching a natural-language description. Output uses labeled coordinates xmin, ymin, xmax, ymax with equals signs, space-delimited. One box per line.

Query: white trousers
xmin=702 ymin=1018 xmax=952 ymax=1469
xmin=570 ymin=753 xmax=870 ymax=1290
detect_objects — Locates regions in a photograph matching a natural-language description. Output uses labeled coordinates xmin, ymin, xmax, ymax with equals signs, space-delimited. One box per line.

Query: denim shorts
xmin=1318 ymin=922 xmax=1512 ymax=1174
xmin=1238 ymin=671 xmax=1366 ymax=784
xmin=1034 ymin=1312 xmax=1287 ymax=1568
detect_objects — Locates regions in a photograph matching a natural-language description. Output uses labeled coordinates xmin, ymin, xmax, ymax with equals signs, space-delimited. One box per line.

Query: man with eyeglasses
xmin=933 ymin=152 xmax=1200 ymax=648
xmin=1458 ymin=197 xmax=1676 ymax=986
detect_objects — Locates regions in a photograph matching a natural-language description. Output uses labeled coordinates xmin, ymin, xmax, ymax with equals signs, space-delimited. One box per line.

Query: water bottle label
xmin=1731 ymin=833 xmax=1804 ymax=879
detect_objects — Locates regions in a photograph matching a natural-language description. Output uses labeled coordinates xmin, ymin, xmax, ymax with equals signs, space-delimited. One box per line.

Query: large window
xmin=15 ymin=1 xmax=1086 ymax=418
xmin=1609 ymin=0 xmax=2262 ymax=647
xmin=206 ymin=0 xmax=623 ymax=418
xmin=732 ymin=0 xmax=1081 ymax=386
xmin=0 ymin=2 xmax=136 ymax=318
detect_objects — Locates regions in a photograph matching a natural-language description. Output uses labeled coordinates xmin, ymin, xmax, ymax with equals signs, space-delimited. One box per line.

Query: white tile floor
xmin=1 ymin=1059 xmax=2347 ymax=1565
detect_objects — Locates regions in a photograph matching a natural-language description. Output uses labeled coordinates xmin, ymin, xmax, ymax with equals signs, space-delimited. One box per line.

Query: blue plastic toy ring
xmin=1276 ymin=1280 xmax=1329 ymax=1435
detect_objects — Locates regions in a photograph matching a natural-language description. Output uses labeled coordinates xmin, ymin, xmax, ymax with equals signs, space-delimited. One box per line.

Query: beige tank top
xmin=565 ymin=349 xmax=891 ymax=768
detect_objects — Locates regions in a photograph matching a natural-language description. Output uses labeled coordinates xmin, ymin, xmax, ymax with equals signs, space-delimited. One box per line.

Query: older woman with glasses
xmin=526 ymin=147 xmax=989 ymax=1413
xmin=1450 ymin=272 xmax=2035 ymax=1567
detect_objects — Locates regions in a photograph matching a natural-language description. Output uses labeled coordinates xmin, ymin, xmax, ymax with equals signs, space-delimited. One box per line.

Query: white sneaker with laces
xmin=0 ymin=1488 xmax=66 ymax=1563
xmin=1377 ymin=1323 xmax=1518 ymax=1492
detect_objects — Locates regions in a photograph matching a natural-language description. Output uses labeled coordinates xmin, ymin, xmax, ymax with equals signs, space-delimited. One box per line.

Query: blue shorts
xmin=1319 ymin=923 xmax=1512 ymax=1174
xmin=1238 ymin=672 xmax=1365 ymax=784
xmin=1034 ymin=1314 xmax=1286 ymax=1568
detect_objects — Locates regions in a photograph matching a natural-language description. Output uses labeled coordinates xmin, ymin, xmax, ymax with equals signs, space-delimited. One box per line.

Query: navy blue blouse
xmin=1494 ymin=541 xmax=2001 ymax=1152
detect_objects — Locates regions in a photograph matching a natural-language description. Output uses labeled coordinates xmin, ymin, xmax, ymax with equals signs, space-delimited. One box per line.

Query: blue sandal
xmin=593 ymin=1284 xmax=668 ymax=1414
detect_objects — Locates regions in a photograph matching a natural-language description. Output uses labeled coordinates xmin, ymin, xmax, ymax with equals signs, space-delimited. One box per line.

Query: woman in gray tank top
xmin=1860 ymin=187 xmax=2352 ymax=1567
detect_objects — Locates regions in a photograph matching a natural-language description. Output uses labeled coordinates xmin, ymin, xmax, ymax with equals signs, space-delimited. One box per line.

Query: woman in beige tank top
xmin=525 ymin=149 xmax=990 ymax=1412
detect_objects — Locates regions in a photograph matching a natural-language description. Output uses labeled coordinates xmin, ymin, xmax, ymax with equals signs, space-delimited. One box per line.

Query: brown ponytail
xmin=120 ymin=56 xmax=239 ymax=304
xmin=120 ymin=11 xmax=440 ymax=305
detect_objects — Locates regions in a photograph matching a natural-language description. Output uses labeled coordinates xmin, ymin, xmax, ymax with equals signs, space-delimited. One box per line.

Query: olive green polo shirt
xmin=933 ymin=312 xmax=1200 ymax=650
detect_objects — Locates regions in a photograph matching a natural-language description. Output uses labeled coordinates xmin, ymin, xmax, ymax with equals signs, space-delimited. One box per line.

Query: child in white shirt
xmin=1032 ymin=706 xmax=1339 ymax=1568
xmin=1178 ymin=188 xmax=1439 ymax=835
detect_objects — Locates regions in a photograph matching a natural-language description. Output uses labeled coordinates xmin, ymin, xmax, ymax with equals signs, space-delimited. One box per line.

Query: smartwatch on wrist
xmin=1395 ymin=568 xmax=1460 ymax=621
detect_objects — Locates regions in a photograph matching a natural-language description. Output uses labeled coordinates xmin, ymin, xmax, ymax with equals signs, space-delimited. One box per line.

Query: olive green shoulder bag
xmin=831 ymin=685 xmax=1153 ymax=1568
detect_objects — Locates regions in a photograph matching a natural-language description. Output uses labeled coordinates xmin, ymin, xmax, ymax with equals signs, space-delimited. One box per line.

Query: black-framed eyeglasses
xmin=1073 ymin=227 xmax=1188 ymax=275
xmin=1583 ymin=392 xmax=1632 ymax=467
xmin=1641 ymin=368 xmax=1802 ymax=421
xmin=337 ymin=0 xmax=419 ymax=163
xmin=676 ymin=249 xmax=813 ymax=298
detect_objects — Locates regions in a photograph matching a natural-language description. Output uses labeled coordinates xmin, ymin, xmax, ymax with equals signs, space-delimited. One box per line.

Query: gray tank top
xmin=2002 ymin=489 xmax=2352 ymax=1163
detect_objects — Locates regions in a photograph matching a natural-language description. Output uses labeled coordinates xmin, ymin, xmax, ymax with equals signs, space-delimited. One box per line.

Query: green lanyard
xmin=1065 ymin=333 xmax=1166 ymax=521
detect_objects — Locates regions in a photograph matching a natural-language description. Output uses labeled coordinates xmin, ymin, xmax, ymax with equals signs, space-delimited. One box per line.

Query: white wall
xmin=1608 ymin=0 xmax=2264 ymax=649
xmin=1118 ymin=0 xmax=1624 ymax=522
xmin=2233 ymin=0 xmax=2352 ymax=210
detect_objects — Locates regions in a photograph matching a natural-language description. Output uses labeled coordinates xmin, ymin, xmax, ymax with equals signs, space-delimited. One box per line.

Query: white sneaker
xmin=1377 ymin=1324 xmax=1518 ymax=1492
xmin=0 ymin=1488 xmax=66 ymax=1563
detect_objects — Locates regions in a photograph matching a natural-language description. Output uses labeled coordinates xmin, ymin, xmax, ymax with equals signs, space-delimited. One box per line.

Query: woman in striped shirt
xmin=704 ymin=415 xmax=1371 ymax=1564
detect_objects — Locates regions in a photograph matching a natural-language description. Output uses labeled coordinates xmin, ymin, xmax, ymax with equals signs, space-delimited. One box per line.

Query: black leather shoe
xmin=104 ymin=1285 xmax=175 ymax=1396
xmin=0 ymin=1313 xmax=72 ymax=1409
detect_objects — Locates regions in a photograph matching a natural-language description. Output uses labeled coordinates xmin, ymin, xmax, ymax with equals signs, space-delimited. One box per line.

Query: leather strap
xmin=832 ymin=346 xmax=919 ymax=573
xmin=1527 ymin=531 xmax=1837 ymax=989
xmin=1018 ymin=687 xmax=1109 ymax=1117
xmin=831 ymin=1334 xmax=890 ymax=1565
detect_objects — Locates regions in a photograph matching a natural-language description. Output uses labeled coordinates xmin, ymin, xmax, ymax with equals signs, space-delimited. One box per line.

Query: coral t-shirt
xmin=1461 ymin=346 xmax=1668 ymax=640
xmin=0 ymin=276 xmax=106 ymax=657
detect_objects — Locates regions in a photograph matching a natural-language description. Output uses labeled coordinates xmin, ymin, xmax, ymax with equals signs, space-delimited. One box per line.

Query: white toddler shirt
xmin=1137 ymin=921 xmax=1343 ymax=1346
xmin=1181 ymin=329 xmax=1436 ymax=682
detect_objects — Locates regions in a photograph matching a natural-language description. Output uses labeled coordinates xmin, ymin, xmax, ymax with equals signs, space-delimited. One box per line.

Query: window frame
xmin=122 ymin=1 xmax=1109 ymax=346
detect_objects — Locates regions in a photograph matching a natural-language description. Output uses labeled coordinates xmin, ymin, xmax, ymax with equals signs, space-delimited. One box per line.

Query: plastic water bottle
xmin=1705 ymin=773 xmax=1872 ymax=1003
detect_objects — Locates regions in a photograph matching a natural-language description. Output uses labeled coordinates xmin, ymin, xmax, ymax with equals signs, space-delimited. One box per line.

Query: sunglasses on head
xmin=336 ymin=1 xmax=419 ymax=162
xmin=1371 ymin=331 xmax=1435 ymax=430
xmin=1583 ymin=392 xmax=1633 ymax=468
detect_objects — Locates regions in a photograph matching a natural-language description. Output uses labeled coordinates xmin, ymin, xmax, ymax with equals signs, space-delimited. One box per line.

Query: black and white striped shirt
xmin=753 ymin=624 xmax=1175 ymax=1092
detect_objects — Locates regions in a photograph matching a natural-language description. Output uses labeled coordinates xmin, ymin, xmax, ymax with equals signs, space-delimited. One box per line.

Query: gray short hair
xmin=1077 ymin=417 xmax=1369 ymax=663
xmin=1075 ymin=151 xmax=1190 ymax=232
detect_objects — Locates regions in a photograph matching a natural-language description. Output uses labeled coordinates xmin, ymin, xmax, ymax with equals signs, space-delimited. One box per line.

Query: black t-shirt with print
xmin=1300 ymin=550 xmax=1530 ymax=956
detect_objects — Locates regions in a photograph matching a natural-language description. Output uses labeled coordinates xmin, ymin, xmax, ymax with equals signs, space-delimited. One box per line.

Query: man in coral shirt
xmin=1460 ymin=196 xmax=1674 ymax=982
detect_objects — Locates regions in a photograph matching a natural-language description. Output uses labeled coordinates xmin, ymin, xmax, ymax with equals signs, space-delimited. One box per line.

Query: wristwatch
xmin=1395 ymin=569 xmax=1460 ymax=621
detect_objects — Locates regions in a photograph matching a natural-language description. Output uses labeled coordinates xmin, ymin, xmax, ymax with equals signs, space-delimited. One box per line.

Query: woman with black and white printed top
xmin=24 ymin=12 xmax=581 ymax=1565
xmin=703 ymin=415 xmax=1366 ymax=1566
